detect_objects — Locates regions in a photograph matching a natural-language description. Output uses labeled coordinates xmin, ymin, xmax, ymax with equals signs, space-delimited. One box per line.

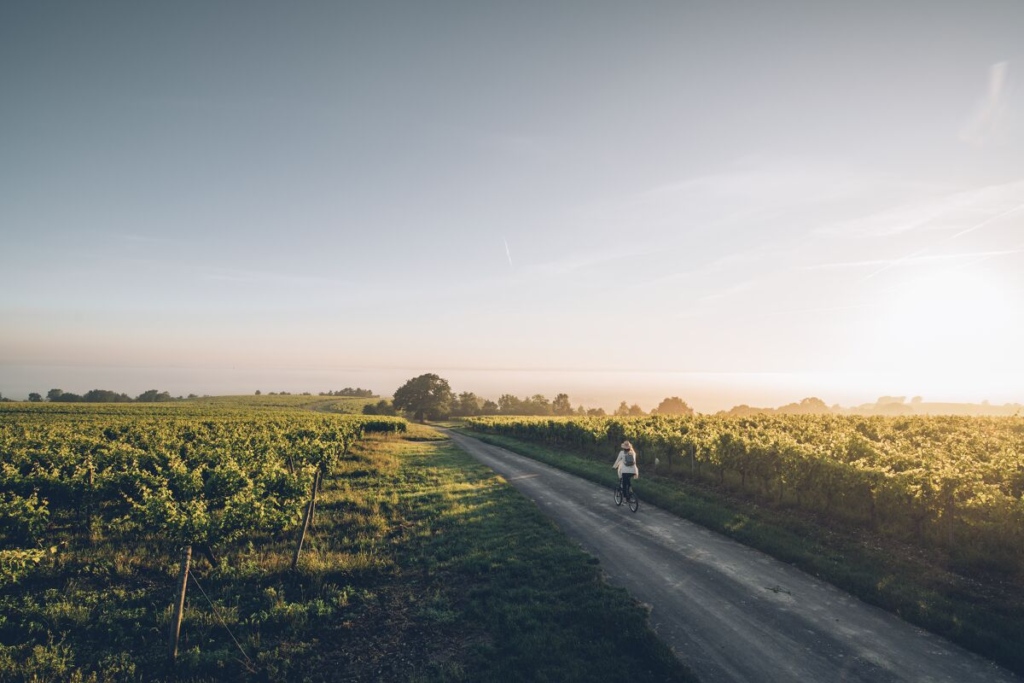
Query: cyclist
xmin=612 ymin=440 xmax=639 ymax=501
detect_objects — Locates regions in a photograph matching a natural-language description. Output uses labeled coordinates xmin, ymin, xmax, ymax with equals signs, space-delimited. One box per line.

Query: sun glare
xmin=875 ymin=267 xmax=1016 ymax=374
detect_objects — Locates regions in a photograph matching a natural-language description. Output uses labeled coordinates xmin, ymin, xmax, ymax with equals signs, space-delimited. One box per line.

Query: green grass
xmin=191 ymin=394 xmax=377 ymax=413
xmin=0 ymin=431 xmax=694 ymax=682
xmin=457 ymin=428 xmax=1024 ymax=678
xmin=0 ymin=394 xmax=376 ymax=417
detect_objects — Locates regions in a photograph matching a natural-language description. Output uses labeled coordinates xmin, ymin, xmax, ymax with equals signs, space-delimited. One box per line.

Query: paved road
xmin=447 ymin=430 xmax=1021 ymax=683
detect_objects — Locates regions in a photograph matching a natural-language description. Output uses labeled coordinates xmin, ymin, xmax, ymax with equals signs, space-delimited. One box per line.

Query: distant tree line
xmin=365 ymin=374 xmax=698 ymax=422
xmin=6 ymin=380 xmax=1016 ymax=417
xmin=319 ymin=388 xmax=376 ymax=398
xmin=36 ymin=389 xmax=184 ymax=403
xmin=716 ymin=396 xmax=832 ymax=417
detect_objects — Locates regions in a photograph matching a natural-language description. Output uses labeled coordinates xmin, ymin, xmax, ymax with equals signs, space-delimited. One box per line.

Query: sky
xmin=2 ymin=1 xmax=1023 ymax=412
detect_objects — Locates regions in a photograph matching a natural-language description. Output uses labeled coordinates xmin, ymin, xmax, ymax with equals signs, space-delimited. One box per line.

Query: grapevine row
xmin=0 ymin=409 xmax=406 ymax=581
xmin=466 ymin=414 xmax=1024 ymax=570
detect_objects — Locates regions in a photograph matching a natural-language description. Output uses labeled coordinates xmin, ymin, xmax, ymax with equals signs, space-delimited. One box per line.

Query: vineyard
xmin=6 ymin=401 xmax=1023 ymax=678
xmin=0 ymin=401 xmax=405 ymax=677
xmin=463 ymin=413 xmax=1024 ymax=674
xmin=0 ymin=400 xmax=691 ymax=682
xmin=1 ymin=404 xmax=406 ymax=581
xmin=465 ymin=413 xmax=1024 ymax=573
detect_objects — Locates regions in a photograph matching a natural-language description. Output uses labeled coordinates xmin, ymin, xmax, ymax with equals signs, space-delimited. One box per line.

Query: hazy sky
xmin=3 ymin=1 xmax=1023 ymax=410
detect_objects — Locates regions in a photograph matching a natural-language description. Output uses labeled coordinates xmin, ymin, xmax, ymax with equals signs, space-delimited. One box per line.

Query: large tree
xmin=652 ymin=396 xmax=694 ymax=416
xmin=392 ymin=373 xmax=455 ymax=421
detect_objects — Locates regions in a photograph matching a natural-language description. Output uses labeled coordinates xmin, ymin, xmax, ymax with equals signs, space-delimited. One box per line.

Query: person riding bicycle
xmin=613 ymin=440 xmax=639 ymax=500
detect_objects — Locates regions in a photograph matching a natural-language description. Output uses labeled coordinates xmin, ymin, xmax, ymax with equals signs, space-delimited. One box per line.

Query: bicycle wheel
xmin=628 ymin=490 xmax=639 ymax=513
xmin=613 ymin=485 xmax=623 ymax=506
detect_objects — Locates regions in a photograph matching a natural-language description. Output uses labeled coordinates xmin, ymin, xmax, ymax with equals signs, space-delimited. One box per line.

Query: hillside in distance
xmin=720 ymin=395 xmax=1024 ymax=417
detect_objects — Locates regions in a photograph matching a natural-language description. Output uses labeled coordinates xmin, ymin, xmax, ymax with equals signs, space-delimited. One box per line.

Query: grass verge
xmin=0 ymin=431 xmax=695 ymax=682
xmin=456 ymin=428 xmax=1024 ymax=678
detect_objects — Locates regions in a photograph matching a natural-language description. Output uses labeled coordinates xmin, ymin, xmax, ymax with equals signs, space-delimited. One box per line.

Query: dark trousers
xmin=621 ymin=473 xmax=634 ymax=498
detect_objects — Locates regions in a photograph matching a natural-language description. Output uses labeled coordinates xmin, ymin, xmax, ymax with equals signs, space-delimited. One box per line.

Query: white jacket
xmin=613 ymin=449 xmax=639 ymax=477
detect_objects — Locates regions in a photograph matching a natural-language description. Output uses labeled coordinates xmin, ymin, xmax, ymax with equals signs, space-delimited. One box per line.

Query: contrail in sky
xmin=949 ymin=201 xmax=1024 ymax=240
xmin=504 ymin=238 xmax=513 ymax=267
xmin=862 ymin=201 xmax=1024 ymax=281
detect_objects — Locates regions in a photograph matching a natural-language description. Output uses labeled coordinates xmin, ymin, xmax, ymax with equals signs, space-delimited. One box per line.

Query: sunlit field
xmin=463 ymin=413 xmax=1024 ymax=675
xmin=0 ymin=399 xmax=692 ymax=682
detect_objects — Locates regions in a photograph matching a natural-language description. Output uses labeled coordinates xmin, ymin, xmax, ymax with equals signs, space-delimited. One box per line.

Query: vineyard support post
xmin=169 ymin=544 xmax=192 ymax=663
xmin=292 ymin=470 xmax=321 ymax=571
xmin=86 ymin=461 xmax=95 ymax=544
xmin=310 ymin=464 xmax=327 ymax=530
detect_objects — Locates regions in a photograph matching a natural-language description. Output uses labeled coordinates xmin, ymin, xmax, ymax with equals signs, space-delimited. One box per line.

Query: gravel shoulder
xmin=446 ymin=430 xmax=1022 ymax=683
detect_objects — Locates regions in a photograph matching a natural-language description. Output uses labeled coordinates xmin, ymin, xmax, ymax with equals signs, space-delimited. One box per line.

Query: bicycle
xmin=614 ymin=478 xmax=639 ymax=513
